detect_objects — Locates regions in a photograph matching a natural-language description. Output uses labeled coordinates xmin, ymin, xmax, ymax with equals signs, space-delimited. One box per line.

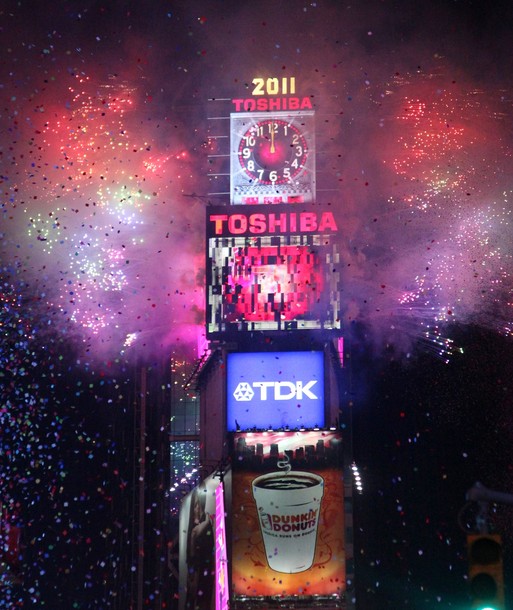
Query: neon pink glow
xmin=226 ymin=245 xmax=323 ymax=321
xmin=337 ymin=336 xmax=344 ymax=367
xmin=215 ymin=484 xmax=229 ymax=610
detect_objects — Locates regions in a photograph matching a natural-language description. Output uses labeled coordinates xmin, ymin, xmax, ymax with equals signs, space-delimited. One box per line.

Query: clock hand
xmin=270 ymin=123 xmax=276 ymax=154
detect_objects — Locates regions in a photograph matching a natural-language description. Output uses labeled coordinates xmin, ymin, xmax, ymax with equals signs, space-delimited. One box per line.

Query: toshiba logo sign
xmin=206 ymin=203 xmax=340 ymax=239
xmin=227 ymin=352 xmax=324 ymax=431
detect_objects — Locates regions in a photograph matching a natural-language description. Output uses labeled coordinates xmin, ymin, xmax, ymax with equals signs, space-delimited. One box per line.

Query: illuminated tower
xmin=178 ymin=76 xmax=353 ymax=610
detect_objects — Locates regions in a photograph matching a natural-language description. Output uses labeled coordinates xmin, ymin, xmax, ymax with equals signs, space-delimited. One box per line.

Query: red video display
xmin=225 ymin=243 xmax=322 ymax=321
xmin=206 ymin=204 xmax=341 ymax=337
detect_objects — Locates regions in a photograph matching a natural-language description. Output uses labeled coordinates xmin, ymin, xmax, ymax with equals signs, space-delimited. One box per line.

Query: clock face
xmin=230 ymin=111 xmax=315 ymax=204
xmin=238 ymin=118 xmax=308 ymax=185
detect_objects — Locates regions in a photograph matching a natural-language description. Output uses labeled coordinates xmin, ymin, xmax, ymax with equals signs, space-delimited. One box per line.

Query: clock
xmin=238 ymin=118 xmax=308 ymax=185
xmin=230 ymin=111 xmax=315 ymax=204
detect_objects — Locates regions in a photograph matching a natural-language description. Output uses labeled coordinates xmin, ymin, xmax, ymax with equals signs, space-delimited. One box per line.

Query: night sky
xmin=1 ymin=0 xmax=513 ymax=608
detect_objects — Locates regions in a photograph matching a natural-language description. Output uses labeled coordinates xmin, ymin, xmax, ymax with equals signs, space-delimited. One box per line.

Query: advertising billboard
xmin=206 ymin=203 xmax=341 ymax=338
xmin=230 ymin=430 xmax=345 ymax=602
xmin=179 ymin=475 xmax=220 ymax=610
xmin=226 ymin=351 xmax=325 ymax=431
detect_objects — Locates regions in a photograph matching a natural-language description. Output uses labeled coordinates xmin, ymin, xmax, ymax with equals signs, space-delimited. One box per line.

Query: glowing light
xmin=351 ymin=462 xmax=363 ymax=494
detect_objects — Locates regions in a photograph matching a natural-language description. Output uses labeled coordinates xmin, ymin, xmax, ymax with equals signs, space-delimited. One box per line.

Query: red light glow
xmin=225 ymin=245 xmax=323 ymax=321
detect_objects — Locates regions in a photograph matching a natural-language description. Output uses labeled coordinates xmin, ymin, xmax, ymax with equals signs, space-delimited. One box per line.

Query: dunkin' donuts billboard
xmin=231 ymin=430 xmax=345 ymax=601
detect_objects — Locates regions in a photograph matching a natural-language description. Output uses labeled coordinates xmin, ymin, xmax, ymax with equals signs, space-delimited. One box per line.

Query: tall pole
xmin=137 ymin=367 xmax=147 ymax=610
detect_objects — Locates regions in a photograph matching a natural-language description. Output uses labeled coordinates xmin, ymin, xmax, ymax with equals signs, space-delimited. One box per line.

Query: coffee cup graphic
xmin=251 ymin=470 xmax=324 ymax=573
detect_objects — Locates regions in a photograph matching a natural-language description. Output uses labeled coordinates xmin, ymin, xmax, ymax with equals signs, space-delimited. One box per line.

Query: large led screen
xmin=226 ymin=351 xmax=325 ymax=431
xmin=231 ymin=430 xmax=345 ymax=601
xmin=206 ymin=203 xmax=342 ymax=338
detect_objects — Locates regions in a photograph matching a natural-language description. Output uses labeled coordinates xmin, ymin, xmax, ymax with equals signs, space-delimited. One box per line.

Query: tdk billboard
xmin=226 ymin=351 xmax=325 ymax=431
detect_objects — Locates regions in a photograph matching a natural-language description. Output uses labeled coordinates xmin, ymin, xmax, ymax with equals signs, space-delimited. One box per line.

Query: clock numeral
xmin=269 ymin=170 xmax=278 ymax=183
xmin=242 ymin=148 xmax=251 ymax=160
xmin=242 ymin=135 xmax=256 ymax=147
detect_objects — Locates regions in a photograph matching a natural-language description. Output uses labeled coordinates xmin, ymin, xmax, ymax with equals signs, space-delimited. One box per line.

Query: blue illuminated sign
xmin=226 ymin=351 xmax=325 ymax=431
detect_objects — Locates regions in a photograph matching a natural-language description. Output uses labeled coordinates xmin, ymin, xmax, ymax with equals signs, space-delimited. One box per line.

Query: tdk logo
xmin=233 ymin=380 xmax=318 ymax=402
